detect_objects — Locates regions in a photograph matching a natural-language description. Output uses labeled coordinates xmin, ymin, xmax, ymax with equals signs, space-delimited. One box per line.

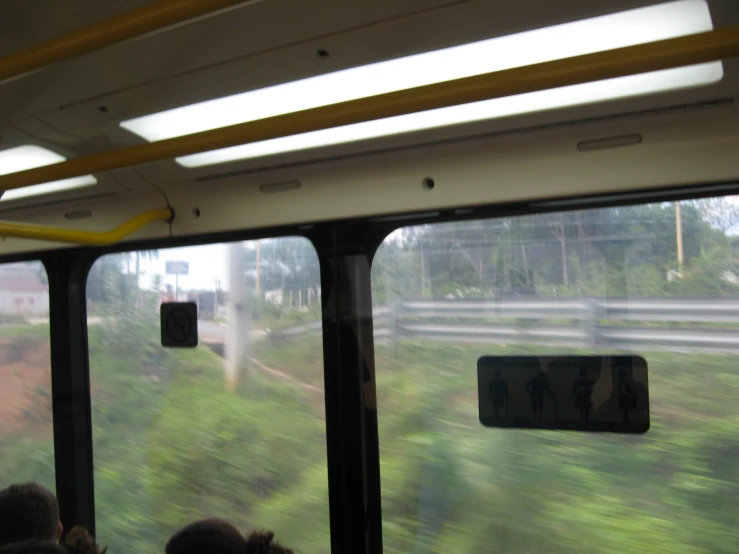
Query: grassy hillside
xmin=0 ymin=325 xmax=55 ymax=493
xmin=2 ymin=320 xmax=739 ymax=553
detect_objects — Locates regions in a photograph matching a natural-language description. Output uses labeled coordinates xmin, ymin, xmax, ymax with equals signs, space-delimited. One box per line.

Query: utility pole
xmin=255 ymin=241 xmax=261 ymax=297
xmin=135 ymin=251 xmax=141 ymax=311
xmin=676 ymin=202 xmax=684 ymax=270
xmin=420 ymin=243 xmax=426 ymax=295
xmin=225 ymin=243 xmax=250 ymax=390
xmin=214 ymin=277 xmax=219 ymax=320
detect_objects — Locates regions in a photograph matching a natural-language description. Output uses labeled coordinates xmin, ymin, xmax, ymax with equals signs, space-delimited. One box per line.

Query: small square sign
xmin=160 ymin=302 xmax=198 ymax=348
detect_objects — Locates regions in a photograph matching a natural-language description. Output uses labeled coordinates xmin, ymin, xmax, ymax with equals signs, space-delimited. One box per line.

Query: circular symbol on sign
xmin=165 ymin=307 xmax=193 ymax=343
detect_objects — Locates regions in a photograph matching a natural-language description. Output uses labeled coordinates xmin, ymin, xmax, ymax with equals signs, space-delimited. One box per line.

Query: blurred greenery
xmin=370 ymin=200 xmax=739 ymax=553
xmin=85 ymin=253 xmax=330 ymax=554
xmin=373 ymin=201 xmax=739 ymax=301
xmin=373 ymin=340 xmax=739 ymax=553
xmin=16 ymin=319 xmax=739 ymax=552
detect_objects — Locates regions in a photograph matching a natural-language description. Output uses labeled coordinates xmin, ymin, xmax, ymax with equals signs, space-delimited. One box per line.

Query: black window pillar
xmin=314 ymin=223 xmax=384 ymax=554
xmin=43 ymin=251 xmax=95 ymax=536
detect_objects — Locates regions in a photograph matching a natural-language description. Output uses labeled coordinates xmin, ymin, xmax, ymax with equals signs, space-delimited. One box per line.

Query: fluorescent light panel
xmin=120 ymin=0 xmax=719 ymax=168
xmin=177 ymin=64 xmax=721 ymax=167
xmin=0 ymin=146 xmax=97 ymax=201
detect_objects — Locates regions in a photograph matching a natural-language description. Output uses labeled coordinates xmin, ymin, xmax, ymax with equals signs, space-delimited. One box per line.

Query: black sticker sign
xmin=477 ymin=355 xmax=649 ymax=433
xmin=161 ymin=302 xmax=198 ymax=348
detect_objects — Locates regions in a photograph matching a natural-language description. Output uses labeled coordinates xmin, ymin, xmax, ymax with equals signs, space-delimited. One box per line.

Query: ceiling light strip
xmin=177 ymin=63 xmax=720 ymax=167
xmin=124 ymin=0 xmax=713 ymax=142
xmin=0 ymin=145 xmax=97 ymax=201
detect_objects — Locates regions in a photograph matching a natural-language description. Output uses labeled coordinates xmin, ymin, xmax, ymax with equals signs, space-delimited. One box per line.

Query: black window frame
xmin=0 ymin=177 xmax=734 ymax=553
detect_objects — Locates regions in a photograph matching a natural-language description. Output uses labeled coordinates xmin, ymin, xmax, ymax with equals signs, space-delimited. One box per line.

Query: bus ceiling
xmin=0 ymin=1 xmax=738 ymax=247
xmin=0 ymin=25 xmax=738 ymax=194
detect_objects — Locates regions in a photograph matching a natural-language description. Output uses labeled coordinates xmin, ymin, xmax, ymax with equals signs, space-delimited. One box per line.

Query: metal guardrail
xmin=400 ymin=297 xmax=739 ymax=323
xmin=270 ymin=298 xmax=739 ymax=353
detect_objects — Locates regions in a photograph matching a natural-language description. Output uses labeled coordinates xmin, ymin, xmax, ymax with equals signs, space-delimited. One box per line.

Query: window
xmin=0 ymin=262 xmax=54 ymax=491
xmin=372 ymin=197 xmax=739 ymax=553
xmin=88 ymin=238 xmax=327 ymax=553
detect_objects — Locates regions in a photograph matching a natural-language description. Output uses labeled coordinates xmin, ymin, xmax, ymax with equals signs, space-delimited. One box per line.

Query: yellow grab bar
xmin=1 ymin=25 xmax=738 ymax=192
xmin=0 ymin=0 xmax=259 ymax=84
xmin=0 ymin=207 xmax=173 ymax=246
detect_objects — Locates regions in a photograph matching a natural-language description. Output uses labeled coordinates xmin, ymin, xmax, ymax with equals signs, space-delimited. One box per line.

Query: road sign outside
xmin=166 ymin=261 xmax=189 ymax=298
xmin=161 ymin=302 xmax=198 ymax=348
xmin=166 ymin=261 xmax=189 ymax=275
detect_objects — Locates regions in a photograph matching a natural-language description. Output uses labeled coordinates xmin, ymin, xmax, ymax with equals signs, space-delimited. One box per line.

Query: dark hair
xmin=0 ymin=527 xmax=104 ymax=554
xmin=165 ymin=519 xmax=293 ymax=554
xmin=0 ymin=540 xmax=66 ymax=554
xmin=244 ymin=530 xmax=293 ymax=554
xmin=0 ymin=483 xmax=59 ymax=545
xmin=62 ymin=526 xmax=106 ymax=554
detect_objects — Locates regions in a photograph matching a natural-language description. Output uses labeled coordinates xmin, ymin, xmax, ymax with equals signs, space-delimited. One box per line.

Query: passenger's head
xmin=165 ymin=519 xmax=293 ymax=554
xmin=0 ymin=540 xmax=66 ymax=554
xmin=0 ymin=483 xmax=61 ymax=546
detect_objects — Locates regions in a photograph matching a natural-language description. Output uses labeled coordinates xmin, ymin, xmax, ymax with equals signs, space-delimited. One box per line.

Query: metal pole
xmin=0 ymin=0 xmax=263 ymax=84
xmin=1 ymin=26 xmax=738 ymax=192
xmin=0 ymin=207 xmax=172 ymax=245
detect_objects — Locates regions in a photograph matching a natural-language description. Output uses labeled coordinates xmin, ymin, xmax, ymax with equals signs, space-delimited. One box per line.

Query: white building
xmin=0 ymin=264 xmax=49 ymax=316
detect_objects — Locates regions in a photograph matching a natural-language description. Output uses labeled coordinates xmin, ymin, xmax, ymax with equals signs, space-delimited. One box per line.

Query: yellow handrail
xmin=1 ymin=25 xmax=738 ymax=192
xmin=0 ymin=0 xmax=259 ymax=84
xmin=0 ymin=207 xmax=173 ymax=245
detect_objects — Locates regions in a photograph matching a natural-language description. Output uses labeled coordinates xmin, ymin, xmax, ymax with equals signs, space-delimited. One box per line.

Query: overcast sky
xmin=134 ymin=237 xmax=323 ymax=292
xmin=137 ymin=243 xmax=228 ymax=292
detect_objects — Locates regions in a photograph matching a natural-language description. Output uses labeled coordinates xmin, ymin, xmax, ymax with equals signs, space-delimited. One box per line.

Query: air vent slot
xmin=578 ymin=134 xmax=642 ymax=152
xmin=259 ymin=180 xmax=301 ymax=194
xmin=65 ymin=209 xmax=93 ymax=220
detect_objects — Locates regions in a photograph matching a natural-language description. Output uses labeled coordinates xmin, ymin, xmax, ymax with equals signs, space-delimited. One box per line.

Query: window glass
xmin=372 ymin=198 xmax=739 ymax=553
xmin=0 ymin=262 xmax=54 ymax=490
xmin=88 ymin=238 xmax=327 ymax=553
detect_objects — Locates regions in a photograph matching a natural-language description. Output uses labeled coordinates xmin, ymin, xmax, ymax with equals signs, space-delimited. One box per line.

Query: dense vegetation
xmin=2 ymin=198 xmax=739 ymax=553
xmin=374 ymin=200 xmax=739 ymax=301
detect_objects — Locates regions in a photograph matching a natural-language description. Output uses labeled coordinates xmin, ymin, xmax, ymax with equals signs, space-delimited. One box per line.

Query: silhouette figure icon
xmin=525 ymin=370 xmax=557 ymax=421
xmin=488 ymin=369 xmax=510 ymax=419
xmin=573 ymin=368 xmax=595 ymax=423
